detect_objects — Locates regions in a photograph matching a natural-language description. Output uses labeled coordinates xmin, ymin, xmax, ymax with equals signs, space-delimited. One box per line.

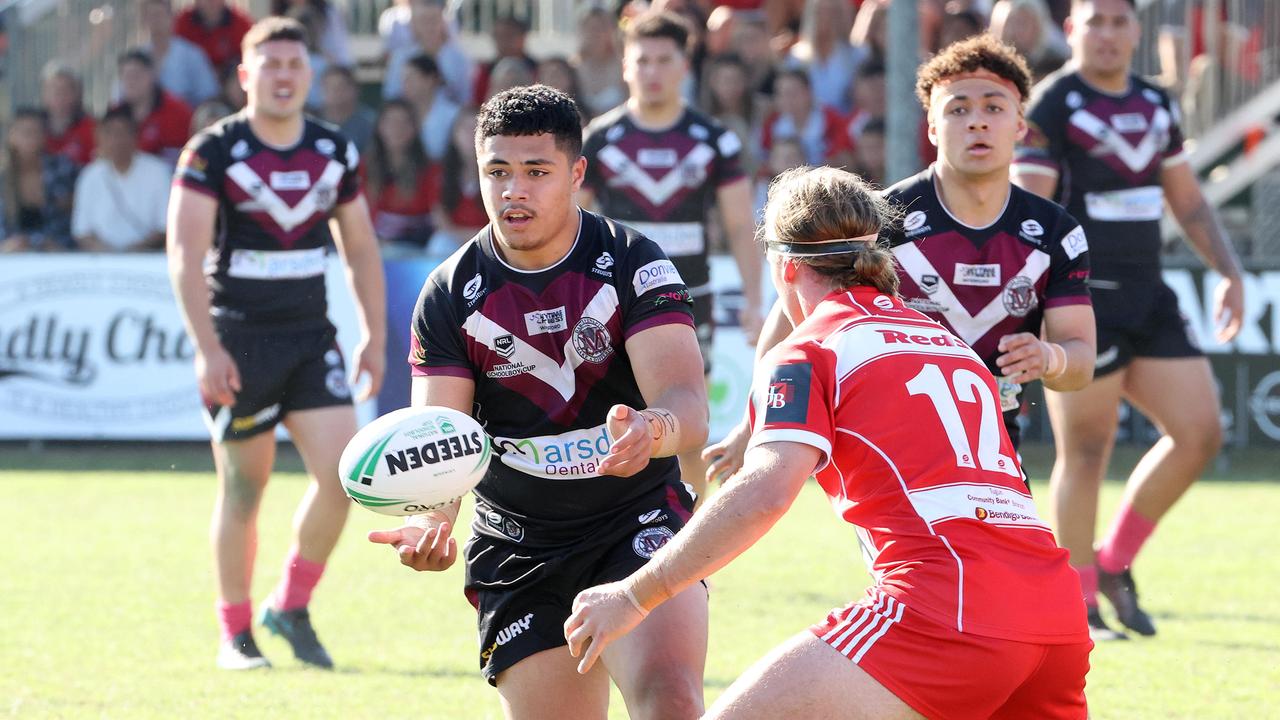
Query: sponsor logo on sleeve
xmin=718 ymin=130 xmax=743 ymax=156
xmin=524 ymin=307 xmax=568 ymax=335
xmin=1063 ymin=226 xmax=1088 ymax=260
xmin=954 ymin=263 xmax=1002 ymax=287
xmin=763 ymin=362 xmax=812 ymax=424
xmin=176 ymin=148 xmax=207 ymax=180
xmin=633 ymin=259 xmax=683 ymax=295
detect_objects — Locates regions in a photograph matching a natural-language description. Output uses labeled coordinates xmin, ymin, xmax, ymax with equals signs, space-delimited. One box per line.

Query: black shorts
xmin=463 ymin=481 xmax=696 ymax=685
xmin=204 ymin=322 xmax=351 ymax=442
xmin=692 ymin=291 xmax=714 ymax=375
xmin=1090 ymin=278 xmax=1201 ymax=378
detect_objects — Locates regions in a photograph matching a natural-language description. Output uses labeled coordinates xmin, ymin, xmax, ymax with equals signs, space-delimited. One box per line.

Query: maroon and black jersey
xmin=409 ymin=210 xmax=695 ymax=537
xmin=882 ymin=167 xmax=1091 ymax=405
xmin=581 ymin=105 xmax=745 ymax=295
xmin=1015 ymin=69 xmax=1186 ymax=275
xmin=173 ymin=113 xmax=362 ymax=327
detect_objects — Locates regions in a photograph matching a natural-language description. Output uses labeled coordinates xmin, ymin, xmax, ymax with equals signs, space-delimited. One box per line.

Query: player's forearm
xmin=167 ymin=244 xmax=222 ymax=354
xmin=641 ymin=389 xmax=709 ymax=457
xmin=406 ymin=497 xmax=462 ymax=530
xmin=627 ymin=449 xmax=803 ymax=610
xmin=1041 ymin=337 xmax=1094 ymax=392
xmin=727 ymin=226 xmax=763 ymax=309
xmin=345 ymin=247 xmax=388 ymax=349
xmin=1172 ymin=197 xmax=1242 ymax=281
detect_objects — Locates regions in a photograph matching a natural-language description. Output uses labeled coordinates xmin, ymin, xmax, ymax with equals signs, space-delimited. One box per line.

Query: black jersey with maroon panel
xmin=581 ymin=105 xmax=745 ymax=295
xmin=409 ymin=210 xmax=696 ymax=539
xmin=173 ymin=113 xmax=362 ymax=327
xmin=1015 ymin=69 xmax=1186 ymax=274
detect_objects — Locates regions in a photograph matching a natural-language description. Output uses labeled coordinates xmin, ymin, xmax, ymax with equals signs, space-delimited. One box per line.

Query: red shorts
xmin=810 ymin=589 xmax=1092 ymax=720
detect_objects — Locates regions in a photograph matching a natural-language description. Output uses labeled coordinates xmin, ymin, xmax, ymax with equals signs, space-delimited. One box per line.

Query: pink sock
xmin=1096 ymin=502 xmax=1157 ymax=573
xmin=1075 ymin=564 xmax=1099 ymax=608
xmin=217 ymin=599 xmax=252 ymax=640
xmin=275 ymin=551 xmax=326 ymax=611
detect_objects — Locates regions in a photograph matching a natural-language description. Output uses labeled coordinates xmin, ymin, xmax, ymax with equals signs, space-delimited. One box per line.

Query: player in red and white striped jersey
xmin=565 ymin=167 xmax=1091 ymax=719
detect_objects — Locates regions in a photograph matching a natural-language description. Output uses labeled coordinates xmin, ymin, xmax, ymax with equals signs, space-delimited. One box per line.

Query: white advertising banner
xmin=0 ymin=254 xmax=370 ymax=439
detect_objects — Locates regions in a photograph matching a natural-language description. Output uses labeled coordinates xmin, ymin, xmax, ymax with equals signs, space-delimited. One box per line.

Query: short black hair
xmin=99 ymin=105 xmax=137 ymax=129
xmin=475 ymin=84 xmax=583 ymax=159
xmin=624 ymin=10 xmax=692 ymax=55
xmin=405 ymin=53 xmax=441 ymax=79
xmin=118 ymin=47 xmax=155 ymax=69
xmin=241 ymin=16 xmax=309 ymax=59
xmin=321 ymin=64 xmax=358 ymax=85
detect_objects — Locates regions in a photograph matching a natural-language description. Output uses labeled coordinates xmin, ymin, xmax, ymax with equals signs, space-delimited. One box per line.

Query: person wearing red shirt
xmin=362 ymin=99 xmax=439 ymax=253
xmin=761 ymin=68 xmax=854 ymax=168
xmin=41 ymin=64 xmax=96 ymax=167
xmin=113 ymin=49 xmax=194 ymax=165
xmin=566 ymin=167 xmax=1092 ymax=719
xmin=175 ymin=0 xmax=255 ymax=73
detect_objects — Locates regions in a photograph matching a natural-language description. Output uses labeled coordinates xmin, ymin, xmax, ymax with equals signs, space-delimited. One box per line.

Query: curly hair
xmin=915 ymin=34 xmax=1033 ymax=113
xmin=475 ymin=84 xmax=583 ymax=159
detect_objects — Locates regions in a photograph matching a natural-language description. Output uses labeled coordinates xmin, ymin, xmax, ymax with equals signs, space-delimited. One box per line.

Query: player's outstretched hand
xmin=368 ymin=520 xmax=457 ymax=572
xmin=996 ymin=332 xmax=1050 ymax=381
xmin=599 ymin=405 xmax=652 ymax=477
xmin=196 ymin=344 xmax=241 ymax=407
xmin=351 ymin=337 xmax=386 ymax=402
xmin=702 ymin=419 xmax=750 ymax=485
xmin=564 ymin=581 xmax=648 ymax=675
xmin=1214 ymin=275 xmax=1244 ymax=343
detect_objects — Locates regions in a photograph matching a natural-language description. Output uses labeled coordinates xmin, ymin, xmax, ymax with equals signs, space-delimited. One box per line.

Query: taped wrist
xmin=639 ymin=408 xmax=681 ymax=457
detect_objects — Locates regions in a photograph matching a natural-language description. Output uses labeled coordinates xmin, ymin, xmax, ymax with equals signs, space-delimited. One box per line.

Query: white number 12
xmin=905 ymin=364 xmax=1019 ymax=477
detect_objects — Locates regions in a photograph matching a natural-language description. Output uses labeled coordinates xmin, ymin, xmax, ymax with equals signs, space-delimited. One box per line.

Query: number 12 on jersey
xmin=906 ymin=364 xmax=1020 ymax=478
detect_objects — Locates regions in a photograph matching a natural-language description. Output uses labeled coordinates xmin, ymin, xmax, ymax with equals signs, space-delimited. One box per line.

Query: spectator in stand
xmin=849 ymin=0 xmax=889 ymax=62
xmin=702 ymin=53 xmax=768 ymax=177
xmin=192 ymin=100 xmax=234 ymax=134
xmin=851 ymin=115 xmax=886 ymax=186
xmin=282 ymin=3 xmax=333 ymax=109
xmin=989 ymin=0 xmax=1069 ymax=83
xmin=0 ymin=108 xmax=77 ymax=252
xmin=785 ymin=0 xmax=863 ymax=113
xmin=41 ymin=63 xmax=95 ymax=167
xmin=761 ymin=68 xmax=854 ymax=168
xmin=383 ymin=0 xmax=472 ymax=105
xmin=140 ymin=0 xmax=219 ymax=108
xmin=175 ymin=0 xmax=255 ymax=74
xmin=112 ymin=49 xmax=194 ymax=166
xmin=218 ymin=64 xmax=248 ymax=111
xmin=728 ymin=13 xmax=779 ymax=97
xmin=378 ymin=0 xmax=415 ymax=59
xmin=484 ymin=56 xmax=537 ymax=102
xmin=362 ymin=99 xmax=438 ymax=256
xmin=845 ymin=57 xmax=885 ymax=143
xmin=432 ymin=111 xmax=486 ymax=252
xmin=573 ymin=4 xmax=626 ymax=119
xmin=71 ymin=107 xmax=170 ymax=252
xmin=752 ymin=136 xmax=805 ymax=219
xmin=471 ymin=13 xmax=538 ymax=105
xmin=399 ymin=54 xmax=460 ymax=162
xmin=319 ymin=65 xmax=375 ymax=151
xmin=938 ymin=7 xmax=985 ymax=49
xmin=271 ymin=0 xmax=353 ymax=69
xmin=537 ymin=57 xmax=583 ymax=107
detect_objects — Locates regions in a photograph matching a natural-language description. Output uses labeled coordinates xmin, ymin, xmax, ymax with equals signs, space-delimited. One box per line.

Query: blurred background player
xmin=1013 ymin=0 xmax=1245 ymax=640
xmin=566 ymin=166 xmax=1091 ymax=720
xmin=580 ymin=11 xmax=763 ymax=509
xmin=168 ymin=17 xmax=386 ymax=670
xmin=368 ymin=85 xmax=711 ymax=720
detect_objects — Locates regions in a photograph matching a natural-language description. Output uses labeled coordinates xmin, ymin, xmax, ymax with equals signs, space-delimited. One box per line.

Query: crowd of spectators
xmin=1 ymin=0 xmax=1087 ymax=255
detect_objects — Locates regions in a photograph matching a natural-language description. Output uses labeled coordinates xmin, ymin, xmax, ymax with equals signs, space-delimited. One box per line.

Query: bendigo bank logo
xmin=975 ymin=507 xmax=989 ymax=520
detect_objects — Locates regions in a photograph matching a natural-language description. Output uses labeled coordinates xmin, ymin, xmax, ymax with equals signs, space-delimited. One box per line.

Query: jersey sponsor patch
xmin=1063 ymin=226 xmax=1088 ymax=260
xmin=269 ymin=170 xmax=311 ymax=191
xmin=494 ymin=425 xmax=613 ymax=479
xmin=637 ymin=148 xmax=678 ymax=168
xmin=629 ymin=222 xmax=705 ymax=258
xmin=227 ymin=247 xmax=328 ymax=279
xmin=633 ymin=258 xmax=684 ymax=295
xmin=1083 ymin=186 xmax=1164 ymax=222
xmin=524 ymin=307 xmax=568 ymax=335
xmin=907 ymin=483 xmax=1050 ymax=531
xmin=764 ymin=362 xmax=812 ymax=424
xmin=953 ymin=263 xmax=1002 ymax=287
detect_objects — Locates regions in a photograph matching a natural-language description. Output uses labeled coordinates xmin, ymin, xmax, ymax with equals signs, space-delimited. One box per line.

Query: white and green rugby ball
xmin=339 ymin=406 xmax=491 ymax=516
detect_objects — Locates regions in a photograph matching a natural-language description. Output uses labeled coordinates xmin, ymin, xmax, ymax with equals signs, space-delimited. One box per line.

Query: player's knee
xmin=220 ymin=472 xmax=266 ymax=519
xmin=625 ymin=669 xmax=704 ymax=720
xmin=1063 ymin=435 xmax=1112 ymax=474
xmin=1171 ymin=416 xmax=1223 ymax=462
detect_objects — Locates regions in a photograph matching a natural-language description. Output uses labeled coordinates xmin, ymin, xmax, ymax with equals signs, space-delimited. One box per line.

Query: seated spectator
xmin=472 ymin=13 xmax=539 ymax=105
xmin=433 ymin=111 xmax=487 ymax=252
xmin=573 ymin=4 xmax=626 ymax=119
xmin=271 ymin=0 xmax=354 ymax=68
xmin=319 ymin=65 xmax=375 ymax=151
xmin=41 ymin=63 xmax=95 ymax=167
xmin=383 ymin=0 xmax=472 ymax=105
xmin=988 ymin=0 xmax=1068 ymax=83
xmin=702 ymin=53 xmax=767 ymax=177
xmin=0 ymin=109 xmax=77 ymax=252
xmin=537 ymin=57 xmax=583 ymax=108
xmin=938 ymin=7 xmax=985 ymax=50
xmin=846 ymin=58 xmax=885 ymax=142
xmin=363 ymin=99 xmax=438 ymax=256
xmin=761 ymin=68 xmax=854 ymax=168
xmin=140 ymin=0 xmax=219 ymax=108
xmin=174 ymin=0 xmax=254 ymax=75
xmin=192 ymin=100 xmax=234 ymax=134
xmin=400 ymin=54 xmax=460 ymax=162
xmin=71 ymin=108 xmax=171 ymax=252
xmin=485 ymin=56 xmax=537 ymax=101
xmin=785 ymin=0 xmax=863 ymax=113
xmin=851 ymin=116 xmax=886 ymax=187
xmin=112 ymin=49 xmax=194 ymax=166
xmin=728 ymin=13 xmax=778 ymax=97
xmin=753 ymin=136 xmax=806 ymax=219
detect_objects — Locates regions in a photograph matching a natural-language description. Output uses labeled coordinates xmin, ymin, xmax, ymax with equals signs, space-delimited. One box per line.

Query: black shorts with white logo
xmin=1090 ymin=277 xmax=1202 ymax=377
xmin=204 ymin=321 xmax=352 ymax=442
xmin=463 ymin=480 xmax=696 ymax=685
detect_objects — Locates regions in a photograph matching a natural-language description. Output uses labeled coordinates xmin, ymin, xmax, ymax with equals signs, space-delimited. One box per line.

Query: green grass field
xmin=1 ymin=442 xmax=1277 ymax=719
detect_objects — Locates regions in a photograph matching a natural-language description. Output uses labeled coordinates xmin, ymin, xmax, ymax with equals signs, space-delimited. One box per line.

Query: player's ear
xmin=570 ymin=155 xmax=587 ymax=191
xmin=1015 ymin=108 xmax=1027 ymax=143
xmin=926 ymin=111 xmax=939 ymax=147
xmin=237 ymin=62 xmax=250 ymax=92
xmin=781 ymin=257 xmax=799 ymax=283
